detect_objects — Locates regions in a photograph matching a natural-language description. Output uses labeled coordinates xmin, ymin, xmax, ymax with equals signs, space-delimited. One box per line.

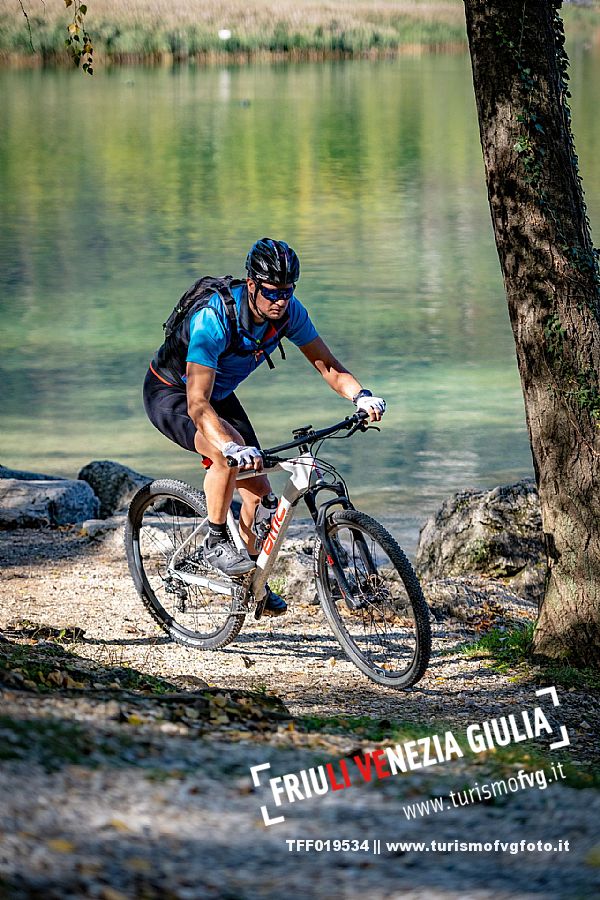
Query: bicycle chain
xmin=165 ymin=551 xmax=254 ymax=616
xmin=230 ymin=570 xmax=254 ymax=614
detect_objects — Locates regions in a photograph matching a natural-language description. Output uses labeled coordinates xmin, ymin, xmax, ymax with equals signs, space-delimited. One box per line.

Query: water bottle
xmin=252 ymin=492 xmax=278 ymax=549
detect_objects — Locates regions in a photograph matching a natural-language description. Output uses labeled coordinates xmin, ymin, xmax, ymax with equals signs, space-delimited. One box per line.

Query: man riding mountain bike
xmin=143 ymin=238 xmax=386 ymax=616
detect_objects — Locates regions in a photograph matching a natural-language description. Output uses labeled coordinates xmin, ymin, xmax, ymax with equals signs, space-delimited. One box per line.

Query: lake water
xmin=2 ymin=51 xmax=599 ymax=553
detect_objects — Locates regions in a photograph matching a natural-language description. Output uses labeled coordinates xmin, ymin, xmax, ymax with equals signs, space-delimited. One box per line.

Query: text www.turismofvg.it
xmin=402 ymin=761 xmax=567 ymax=820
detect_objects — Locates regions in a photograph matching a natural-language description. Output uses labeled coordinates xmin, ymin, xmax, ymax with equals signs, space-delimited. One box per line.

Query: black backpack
xmin=162 ymin=275 xmax=239 ymax=340
xmin=152 ymin=275 xmax=288 ymax=387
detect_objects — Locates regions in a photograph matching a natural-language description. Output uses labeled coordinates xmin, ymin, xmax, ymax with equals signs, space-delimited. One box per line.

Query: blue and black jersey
xmin=151 ymin=283 xmax=318 ymax=399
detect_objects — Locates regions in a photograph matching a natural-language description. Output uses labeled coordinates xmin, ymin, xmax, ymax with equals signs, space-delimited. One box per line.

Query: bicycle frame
xmin=168 ymin=449 xmax=352 ymax=612
xmin=166 ymin=412 xmax=375 ymax=613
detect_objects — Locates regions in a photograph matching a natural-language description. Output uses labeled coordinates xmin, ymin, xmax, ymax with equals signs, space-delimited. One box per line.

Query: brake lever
xmin=353 ymin=418 xmax=380 ymax=434
xmin=262 ymin=455 xmax=286 ymax=468
xmin=346 ymin=420 xmax=366 ymax=437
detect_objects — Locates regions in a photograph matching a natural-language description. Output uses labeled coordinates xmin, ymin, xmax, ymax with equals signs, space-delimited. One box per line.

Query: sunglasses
xmin=258 ymin=283 xmax=295 ymax=302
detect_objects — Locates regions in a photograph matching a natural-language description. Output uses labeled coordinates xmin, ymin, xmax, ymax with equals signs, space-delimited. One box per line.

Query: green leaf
xmin=513 ymin=137 xmax=530 ymax=154
xmin=80 ymin=4 xmax=88 ymax=14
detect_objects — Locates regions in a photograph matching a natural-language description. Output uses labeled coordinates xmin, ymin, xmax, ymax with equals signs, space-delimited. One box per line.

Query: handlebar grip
xmin=226 ymin=454 xmax=265 ymax=468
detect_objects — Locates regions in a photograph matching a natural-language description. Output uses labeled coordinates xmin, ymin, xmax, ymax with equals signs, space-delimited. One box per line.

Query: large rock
xmin=276 ymin=536 xmax=316 ymax=606
xmin=0 ymin=478 xmax=99 ymax=528
xmin=78 ymin=460 xmax=152 ymax=518
xmin=415 ymin=479 xmax=546 ymax=603
xmin=0 ymin=464 xmax=63 ymax=481
xmin=78 ymin=513 xmax=128 ymax=557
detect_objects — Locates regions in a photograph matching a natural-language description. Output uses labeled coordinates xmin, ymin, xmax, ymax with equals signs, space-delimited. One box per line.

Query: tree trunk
xmin=463 ymin=0 xmax=600 ymax=665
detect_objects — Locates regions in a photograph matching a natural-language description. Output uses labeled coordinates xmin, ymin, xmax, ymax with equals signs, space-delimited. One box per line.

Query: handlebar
xmin=225 ymin=411 xmax=371 ymax=467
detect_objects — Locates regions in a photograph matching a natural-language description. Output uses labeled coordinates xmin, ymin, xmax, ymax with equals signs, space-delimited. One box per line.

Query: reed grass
xmin=1 ymin=1 xmax=599 ymax=66
xmin=0 ymin=0 xmax=468 ymax=64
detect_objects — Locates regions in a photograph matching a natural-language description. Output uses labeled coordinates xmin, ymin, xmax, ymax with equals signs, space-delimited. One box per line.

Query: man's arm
xmin=300 ymin=337 xmax=361 ymax=400
xmin=185 ymin=363 xmax=239 ymax=451
xmin=299 ymin=337 xmax=385 ymax=422
xmin=185 ymin=364 xmax=263 ymax=474
xmin=186 ymin=363 xmax=263 ymax=470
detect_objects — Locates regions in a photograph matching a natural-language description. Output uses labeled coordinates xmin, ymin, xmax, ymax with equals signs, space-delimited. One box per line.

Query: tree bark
xmin=463 ymin=0 xmax=600 ymax=665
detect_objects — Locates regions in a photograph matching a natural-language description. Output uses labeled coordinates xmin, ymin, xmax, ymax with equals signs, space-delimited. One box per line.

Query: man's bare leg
xmin=193 ymin=423 xmax=284 ymax=612
xmin=237 ymin=477 xmax=270 ymax=555
xmin=193 ymin=425 xmax=270 ymax=553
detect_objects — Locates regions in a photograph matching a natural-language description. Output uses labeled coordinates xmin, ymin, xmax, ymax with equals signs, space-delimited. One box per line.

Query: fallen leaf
xmin=76 ymin=862 xmax=103 ymax=875
xmin=100 ymin=889 xmax=130 ymax=900
xmin=211 ymin=713 xmax=230 ymax=725
xmin=125 ymin=857 xmax=152 ymax=873
xmin=47 ymin=838 xmax=75 ymax=853
xmin=585 ymin=846 xmax=600 ymax=867
xmin=107 ymin=818 xmax=132 ymax=833
xmin=212 ymin=693 xmax=228 ymax=707
xmin=127 ymin=714 xmax=144 ymax=726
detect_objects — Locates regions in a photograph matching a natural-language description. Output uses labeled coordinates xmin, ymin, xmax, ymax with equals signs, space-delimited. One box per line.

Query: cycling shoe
xmin=202 ymin=536 xmax=255 ymax=577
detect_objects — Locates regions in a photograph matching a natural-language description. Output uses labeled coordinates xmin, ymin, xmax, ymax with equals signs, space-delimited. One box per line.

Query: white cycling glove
xmin=222 ymin=441 xmax=262 ymax=467
xmin=353 ymin=390 xmax=386 ymax=417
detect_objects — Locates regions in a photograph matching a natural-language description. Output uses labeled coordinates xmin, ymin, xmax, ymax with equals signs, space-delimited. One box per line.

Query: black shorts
xmin=143 ymin=368 xmax=260 ymax=460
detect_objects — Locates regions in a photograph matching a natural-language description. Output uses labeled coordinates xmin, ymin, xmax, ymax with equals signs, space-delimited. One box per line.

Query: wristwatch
xmin=352 ymin=389 xmax=373 ymax=405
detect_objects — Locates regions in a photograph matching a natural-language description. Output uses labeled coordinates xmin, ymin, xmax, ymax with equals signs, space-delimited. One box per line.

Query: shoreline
xmin=2 ymin=1 xmax=599 ymax=71
xmin=0 ymin=42 xmax=469 ymax=70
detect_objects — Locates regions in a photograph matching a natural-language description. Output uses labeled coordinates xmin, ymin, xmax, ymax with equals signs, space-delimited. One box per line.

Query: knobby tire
xmin=315 ymin=509 xmax=431 ymax=688
xmin=125 ymin=479 xmax=245 ymax=650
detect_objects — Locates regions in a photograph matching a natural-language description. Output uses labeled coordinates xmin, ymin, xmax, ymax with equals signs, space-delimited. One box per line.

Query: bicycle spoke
xmin=127 ymin=482 xmax=244 ymax=647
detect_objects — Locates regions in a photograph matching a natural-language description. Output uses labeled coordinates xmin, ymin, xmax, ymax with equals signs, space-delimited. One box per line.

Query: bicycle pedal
xmin=254 ymin=598 xmax=267 ymax=621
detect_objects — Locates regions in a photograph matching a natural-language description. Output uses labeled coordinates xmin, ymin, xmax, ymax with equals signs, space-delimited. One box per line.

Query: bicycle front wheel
xmin=125 ymin=479 xmax=246 ymax=650
xmin=315 ymin=509 xmax=431 ymax=688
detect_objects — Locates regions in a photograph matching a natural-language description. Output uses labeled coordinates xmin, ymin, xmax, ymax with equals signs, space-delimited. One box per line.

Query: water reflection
xmin=1 ymin=53 xmax=598 ymax=546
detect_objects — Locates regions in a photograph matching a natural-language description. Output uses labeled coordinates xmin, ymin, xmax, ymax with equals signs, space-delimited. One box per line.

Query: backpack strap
xmin=215 ymin=281 xmax=241 ymax=351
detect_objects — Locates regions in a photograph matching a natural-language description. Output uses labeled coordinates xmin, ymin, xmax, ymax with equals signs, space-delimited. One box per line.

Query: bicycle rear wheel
xmin=315 ymin=509 xmax=431 ymax=688
xmin=125 ymin=479 xmax=246 ymax=650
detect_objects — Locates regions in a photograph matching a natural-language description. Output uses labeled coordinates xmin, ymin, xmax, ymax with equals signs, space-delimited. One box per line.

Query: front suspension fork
xmin=306 ymin=487 xmax=364 ymax=612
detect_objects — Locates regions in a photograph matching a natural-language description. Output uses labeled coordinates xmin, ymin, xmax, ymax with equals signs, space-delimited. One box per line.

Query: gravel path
xmin=1 ymin=527 xmax=599 ymax=899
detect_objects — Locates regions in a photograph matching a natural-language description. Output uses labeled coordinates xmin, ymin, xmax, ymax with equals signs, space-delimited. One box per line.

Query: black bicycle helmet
xmin=245 ymin=238 xmax=300 ymax=285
